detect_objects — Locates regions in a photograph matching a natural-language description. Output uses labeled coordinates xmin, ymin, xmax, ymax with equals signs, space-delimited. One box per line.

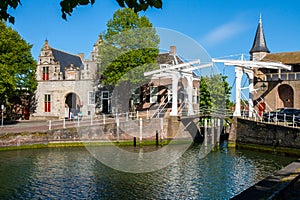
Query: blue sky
xmin=8 ymin=0 xmax=300 ymax=101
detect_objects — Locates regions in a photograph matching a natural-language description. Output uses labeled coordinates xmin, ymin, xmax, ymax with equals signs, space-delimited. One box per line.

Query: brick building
xmin=251 ymin=17 xmax=300 ymax=112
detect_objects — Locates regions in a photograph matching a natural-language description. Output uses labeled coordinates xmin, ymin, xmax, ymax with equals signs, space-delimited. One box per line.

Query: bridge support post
xmin=186 ymin=75 xmax=194 ymax=116
xmin=204 ymin=119 xmax=208 ymax=147
xmin=211 ymin=118 xmax=215 ymax=148
xmin=216 ymin=119 xmax=221 ymax=147
xmin=170 ymin=73 xmax=179 ymax=116
xmin=234 ymin=67 xmax=243 ymax=117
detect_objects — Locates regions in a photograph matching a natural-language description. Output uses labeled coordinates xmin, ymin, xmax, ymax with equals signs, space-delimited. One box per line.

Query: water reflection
xmin=0 ymin=145 xmax=296 ymax=199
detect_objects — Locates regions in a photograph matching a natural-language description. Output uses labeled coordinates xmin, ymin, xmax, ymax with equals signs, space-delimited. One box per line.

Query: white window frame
xmin=88 ymin=91 xmax=95 ymax=105
xmin=150 ymin=86 xmax=158 ymax=103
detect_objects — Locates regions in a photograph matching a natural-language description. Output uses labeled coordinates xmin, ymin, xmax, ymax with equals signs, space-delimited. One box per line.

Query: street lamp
xmin=260 ymin=82 xmax=267 ymax=91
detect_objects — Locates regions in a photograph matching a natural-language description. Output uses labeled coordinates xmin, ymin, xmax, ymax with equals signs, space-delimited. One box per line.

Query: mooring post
xmin=48 ymin=120 xmax=51 ymax=131
xmin=133 ymin=137 xmax=137 ymax=147
xmin=147 ymin=110 xmax=149 ymax=119
xmin=90 ymin=115 xmax=93 ymax=125
xmin=126 ymin=112 xmax=129 ymax=121
xmin=103 ymin=114 xmax=105 ymax=125
xmin=77 ymin=116 xmax=80 ymax=127
xmin=139 ymin=118 xmax=142 ymax=145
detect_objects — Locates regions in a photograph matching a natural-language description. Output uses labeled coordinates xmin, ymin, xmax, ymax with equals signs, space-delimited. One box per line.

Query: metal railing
xmin=243 ymin=112 xmax=300 ymax=128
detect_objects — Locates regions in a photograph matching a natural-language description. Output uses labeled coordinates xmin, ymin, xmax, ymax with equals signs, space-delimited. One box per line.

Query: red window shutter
xmin=48 ymin=102 xmax=51 ymax=112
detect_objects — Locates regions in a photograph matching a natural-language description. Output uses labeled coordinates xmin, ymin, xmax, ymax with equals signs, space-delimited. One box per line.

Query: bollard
xmin=147 ymin=110 xmax=149 ymax=119
xmin=156 ymin=130 xmax=159 ymax=146
xmin=91 ymin=115 xmax=93 ymax=125
xmin=77 ymin=116 xmax=80 ymax=127
xmin=133 ymin=137 xmax=137 ymax=147
xmin=103 ymin=114 xmax=106 ymax=125
xmin=126 ymin=112 xmax=129 ymax=121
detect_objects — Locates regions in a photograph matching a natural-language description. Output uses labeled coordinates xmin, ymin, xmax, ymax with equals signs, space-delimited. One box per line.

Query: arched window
xmin=278 ymin=84 xmax=294 ymax=108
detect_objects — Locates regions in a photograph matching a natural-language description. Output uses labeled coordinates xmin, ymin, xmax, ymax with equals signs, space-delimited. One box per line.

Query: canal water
xmin=0 ymin=144 xmax=296 ymax=199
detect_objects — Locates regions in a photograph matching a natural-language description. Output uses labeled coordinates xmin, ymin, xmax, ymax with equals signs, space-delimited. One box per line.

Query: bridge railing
xmin=241 ymin=112 xmax=300 ymax=128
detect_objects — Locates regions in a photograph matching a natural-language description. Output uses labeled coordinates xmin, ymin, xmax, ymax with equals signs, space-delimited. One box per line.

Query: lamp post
xmin=260 ymin=82 xmax=267 ymax=91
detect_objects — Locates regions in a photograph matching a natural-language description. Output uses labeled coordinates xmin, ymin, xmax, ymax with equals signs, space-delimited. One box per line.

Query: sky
xmin=7 ymin=0 xmax=300 ymax=101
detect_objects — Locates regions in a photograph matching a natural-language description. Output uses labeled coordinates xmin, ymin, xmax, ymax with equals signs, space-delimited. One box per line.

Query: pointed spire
xmin=250 ymin=15 xmax=270 ymax=54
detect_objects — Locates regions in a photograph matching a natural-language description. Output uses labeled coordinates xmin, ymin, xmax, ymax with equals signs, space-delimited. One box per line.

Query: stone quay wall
xmin=230 ymin=117 xmax=300 ymax=155
xmin=0 ymin=116 xmax=196 ymax=149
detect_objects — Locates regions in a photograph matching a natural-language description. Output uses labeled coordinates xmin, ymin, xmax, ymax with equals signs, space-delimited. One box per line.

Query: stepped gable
xmin=51 ymin=48 xmax=84 ymax=72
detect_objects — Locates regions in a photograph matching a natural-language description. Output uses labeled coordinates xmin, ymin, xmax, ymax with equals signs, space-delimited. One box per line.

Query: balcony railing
xmin=266 ymin=72 xmax=300 ymax=81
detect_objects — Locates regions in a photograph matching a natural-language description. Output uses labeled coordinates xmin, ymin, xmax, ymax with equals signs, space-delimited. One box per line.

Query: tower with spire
xmin=250 ymin=15 xmax=270 ymax=61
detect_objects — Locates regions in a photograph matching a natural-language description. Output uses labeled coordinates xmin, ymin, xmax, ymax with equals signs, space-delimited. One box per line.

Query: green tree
xmin=0 ymin=0 xmax=163 ymax=24
xmin=199 ymin=74 xmax=232 ymax=114
xmin=98 ymin=8 xmax=159 ymax=113
xmin=0 ymin=21 xmax=36 ymax=110
xmin=99 ymin=8 xmax=159 ymax=85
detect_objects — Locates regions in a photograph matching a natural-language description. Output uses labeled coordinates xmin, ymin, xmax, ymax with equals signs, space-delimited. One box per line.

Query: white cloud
xmin=202 ymin=19 xmax=248 ymax=47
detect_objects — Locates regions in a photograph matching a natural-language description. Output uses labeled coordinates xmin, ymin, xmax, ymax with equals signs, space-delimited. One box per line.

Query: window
xmin=44 ymin=94 xmax=51 ymax=112
xmin=88 ymin=91 xmax=95 ymax=105
xmin=42 ymin=66 xmax=49 ymax=80
xmin=102 ymin=91 xmax=109 ymax=99
xmin=193 ymin=87 xmax=198 ymax=104
xmin=150 ymin=86 xmax=158 ymax=103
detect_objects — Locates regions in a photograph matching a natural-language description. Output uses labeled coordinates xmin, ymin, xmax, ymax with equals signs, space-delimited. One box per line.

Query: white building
xmin=32 ymin=38 xmax=100 ymax=120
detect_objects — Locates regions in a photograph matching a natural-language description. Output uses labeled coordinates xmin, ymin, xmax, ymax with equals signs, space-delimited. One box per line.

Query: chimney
xmin=78 ymin=53 xmax=84 ymax=60
xmin=169 ymin=46 xmax=176 ymax=55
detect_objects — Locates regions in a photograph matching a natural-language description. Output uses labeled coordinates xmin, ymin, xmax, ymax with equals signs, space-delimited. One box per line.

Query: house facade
xmin=97 ymin=46 xmax=200 ymax=117
xmin=32 ymin=38 xmax=100 ymax=119
xmin=32 ymin=37 xmax=200 ymax=119
xmin=251 ymin=18 xmax=300 ymax=112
